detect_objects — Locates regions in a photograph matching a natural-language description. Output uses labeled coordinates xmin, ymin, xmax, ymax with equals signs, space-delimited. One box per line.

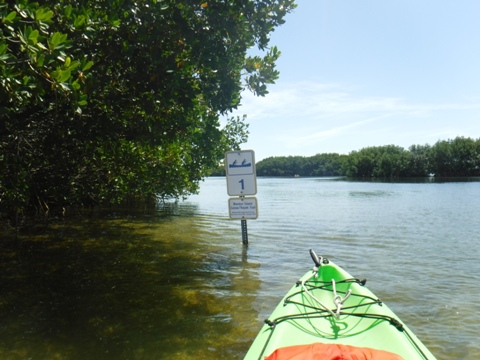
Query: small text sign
xmin=228 ymin=197 xmax=258 ymax=220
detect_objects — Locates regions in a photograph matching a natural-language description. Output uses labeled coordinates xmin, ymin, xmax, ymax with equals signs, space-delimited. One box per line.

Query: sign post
xmin=225 ymin=150 xmax=258 ymax=245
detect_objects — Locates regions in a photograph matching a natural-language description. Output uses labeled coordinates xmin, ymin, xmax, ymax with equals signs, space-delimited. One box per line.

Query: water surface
xmin=1 ymin=177 xmax=479 ymax=359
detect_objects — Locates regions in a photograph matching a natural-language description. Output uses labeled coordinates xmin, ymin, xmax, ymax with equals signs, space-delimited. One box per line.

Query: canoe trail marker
xmin=225 ymin=150 xmax=258 ymax=245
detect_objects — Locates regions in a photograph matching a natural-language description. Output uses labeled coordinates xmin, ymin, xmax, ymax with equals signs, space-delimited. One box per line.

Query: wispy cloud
xmin=234 ymin=81 xmax=480 ymax=122
xmin=283 ymin=113 xmax=395 ymax=148
xmin=228 ymin=80 xmax=480 ymax=158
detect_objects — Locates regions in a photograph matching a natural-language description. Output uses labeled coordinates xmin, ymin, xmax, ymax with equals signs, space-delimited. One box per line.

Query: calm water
xmin=1 ymin=177 xmax=479 ymax=359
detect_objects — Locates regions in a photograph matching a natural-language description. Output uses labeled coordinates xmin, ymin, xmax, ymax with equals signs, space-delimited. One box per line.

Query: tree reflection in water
xmin=0 ymin=210 xmax=260 ymax=360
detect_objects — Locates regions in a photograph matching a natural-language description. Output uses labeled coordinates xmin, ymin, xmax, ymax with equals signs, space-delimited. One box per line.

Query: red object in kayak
xmin=265 ymin=343 xmax=405 ymax=360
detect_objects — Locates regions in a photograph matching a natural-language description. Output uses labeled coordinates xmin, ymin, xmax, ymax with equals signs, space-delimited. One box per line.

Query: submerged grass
xmin=0 ymin=210 xmax=260 ymax=359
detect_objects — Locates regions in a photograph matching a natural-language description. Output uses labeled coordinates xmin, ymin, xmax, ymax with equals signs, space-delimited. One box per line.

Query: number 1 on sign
xmin=239 ymin=179 xmax=244 ymax=190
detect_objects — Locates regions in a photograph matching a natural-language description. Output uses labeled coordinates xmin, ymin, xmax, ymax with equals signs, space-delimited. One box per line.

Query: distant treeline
xmin=212 ymin=137 xmax=480 ymax=178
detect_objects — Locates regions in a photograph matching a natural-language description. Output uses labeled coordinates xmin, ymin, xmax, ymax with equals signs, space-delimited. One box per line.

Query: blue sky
xmin=228 ymin=0 xmax=480 ymax=161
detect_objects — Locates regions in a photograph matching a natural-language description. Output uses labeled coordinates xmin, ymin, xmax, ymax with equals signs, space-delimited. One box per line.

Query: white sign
xmin=229 ymin=197 xmax=258 ymax=220
xmin=225 ymin=150 xmax=257 ymax=196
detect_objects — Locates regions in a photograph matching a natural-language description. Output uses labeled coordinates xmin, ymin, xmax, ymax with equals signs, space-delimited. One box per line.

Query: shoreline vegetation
xmin=211 ymin=136 xmax=480 ymax=179
xmin=0 ymin=1 xmax=297 ymax=225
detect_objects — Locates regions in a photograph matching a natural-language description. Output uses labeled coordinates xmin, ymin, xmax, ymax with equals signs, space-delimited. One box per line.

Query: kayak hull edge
xmin=243 ymin=258 xmax=437 ymax=360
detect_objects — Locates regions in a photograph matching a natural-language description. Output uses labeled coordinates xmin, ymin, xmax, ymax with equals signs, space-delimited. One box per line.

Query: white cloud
xmin=233 ymin=81 xmax=480 ymax=122
xmin=228 ymin=80 xmax=480 ymax=159
xmin=282 ymin=113 xmax=394 ymax=148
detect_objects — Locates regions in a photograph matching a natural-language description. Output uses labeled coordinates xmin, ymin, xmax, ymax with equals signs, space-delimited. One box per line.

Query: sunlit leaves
xmin=81 ymin=59 xmax=94 ymax=72
xmin=35 ymin=8 xmax=54 ymax=22
xmin=64 ymin=4 xmax=73 ymax=18
xmin=0 ymin=1 xmax=94 ymax=116
xmin=3 ymin=11 xmax=18 ymax=24
xmin=1 ymin=0 xmax=297 ymax=218
xmin=74 ymin=15 xmax=87 ymax=28
xmin=49 ymin=32 xmax=68 ymax=51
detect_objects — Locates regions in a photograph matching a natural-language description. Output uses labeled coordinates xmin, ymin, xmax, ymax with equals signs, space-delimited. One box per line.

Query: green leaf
xmin=52 ymin=69 xmax=72 ymax=83
xmin=66 ymin=60 xmax=79 ymax=71
xmin=35 ymin=8 xmax=54 ymax=22
xmin=59 ymin=82 xmax=71 ymax=91
xmin=49 ymin=32 xmax=68 ymax=50
xmin=36 ymin=42 xmax=47 ymax=51
xmin=52 ymin=32 xmax=67 ymax=46
xmin=78 ymin=94 xmax=88 ymax=106
xmin=82 ymin=60 xmax=93 ymax=71
xmin=0 ymin=53 xmax=14 ymax=63
xmin=58 ymin=70 xmax=72 ymax=82
xmin=64 ymin=5 xmax=73 ymax=18
xmin=71 ymin=79 xmax=81 ymax=90
xmin=4 ymin=11 xmax=17 ymax=24
xmin=28 ymin=30 xmax=39 ymax=45
xmin=36 ymin=54 xmax=45 ymax=67
xmin=74 ymin=15 xmax=86 ymax=28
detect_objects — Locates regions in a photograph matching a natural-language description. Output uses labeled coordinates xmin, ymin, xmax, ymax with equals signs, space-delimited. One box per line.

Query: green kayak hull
xmin=244 ymin=252 xmax=437 ymax=360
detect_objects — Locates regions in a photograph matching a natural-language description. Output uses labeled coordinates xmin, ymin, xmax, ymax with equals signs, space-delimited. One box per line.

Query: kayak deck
xmin=244 ymin=252 xmax=437 ymax=360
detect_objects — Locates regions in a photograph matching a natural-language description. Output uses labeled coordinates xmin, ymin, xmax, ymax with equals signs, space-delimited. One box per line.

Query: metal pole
xmin=241 ymin=219 xmax=248 ymax=245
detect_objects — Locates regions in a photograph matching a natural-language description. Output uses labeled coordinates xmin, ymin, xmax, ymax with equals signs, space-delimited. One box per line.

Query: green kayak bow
xmin=244 ymin=250 xmax=437 ymax=360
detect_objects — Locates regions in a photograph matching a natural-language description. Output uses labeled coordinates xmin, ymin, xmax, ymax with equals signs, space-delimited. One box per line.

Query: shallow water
xmin=1 ymin=177 xmax=479 ymax=359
